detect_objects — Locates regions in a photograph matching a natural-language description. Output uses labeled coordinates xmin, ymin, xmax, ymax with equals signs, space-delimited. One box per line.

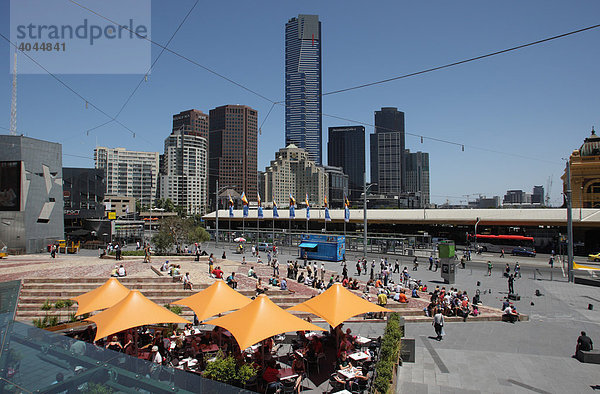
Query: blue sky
xmin=2 ymin=0 xmax=600 ymax=205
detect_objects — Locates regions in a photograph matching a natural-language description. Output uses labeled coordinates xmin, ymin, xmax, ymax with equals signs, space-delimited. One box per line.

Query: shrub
xmin=374 ymin=313 xmax=403 ymax=393
xmin=203 ymin=351 xmax=257 ymax=386
xmin=54 ymin=300 xmax=65 ymax=309
xmin=164 ymin=304 xmax=183 ymax=315
xmin=41 ymin=299 xmax=52 ymax=311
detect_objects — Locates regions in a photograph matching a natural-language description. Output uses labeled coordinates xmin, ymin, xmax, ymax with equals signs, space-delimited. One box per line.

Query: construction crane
xmin=546 ymin=176 xmax=553 ymax=207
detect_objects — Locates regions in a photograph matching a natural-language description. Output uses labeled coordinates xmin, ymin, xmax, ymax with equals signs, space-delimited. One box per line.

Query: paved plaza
xmin=3 ymin=242 xmax=599 ymax=393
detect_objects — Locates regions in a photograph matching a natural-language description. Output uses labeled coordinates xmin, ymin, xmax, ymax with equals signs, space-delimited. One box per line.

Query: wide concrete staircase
xmin=16 ymin=277 xmax=507 ymax=325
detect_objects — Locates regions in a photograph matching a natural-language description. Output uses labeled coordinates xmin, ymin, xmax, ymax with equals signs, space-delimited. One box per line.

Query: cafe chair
xmin=326 ymin=373 xmax=345 ymax=393
xmin=282 ymin=378 xmax=297 ymax=393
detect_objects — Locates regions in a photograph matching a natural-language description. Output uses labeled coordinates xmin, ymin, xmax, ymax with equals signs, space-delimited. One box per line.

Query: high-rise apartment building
xmin=403 ymin=151 xmax=430 ymax=207
xmin=159 ymin=129 xmax=208 ymax=215
xmin=209 ymin=105 xmax=258 ymax=205
xmin=285 ymin=14 xmax=322 ymax=165
xmin=370 ymin=107 xmax=405 ymax=194
xmin=264 ymin=144 xmax=328 ymax=208
xmin=94 ymin=147 xmax=159 ymax=207
xmin=328 ymin=126 xmax=364 ymax=201
xmin=172 ymin=109 xmax=209 ymax=140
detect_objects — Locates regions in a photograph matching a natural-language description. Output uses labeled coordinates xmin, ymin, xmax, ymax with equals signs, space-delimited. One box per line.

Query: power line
xmin=63 ymin=2 xmax=592 ymax=164
xmin=0 ymin=32 xmax=137 ymax=139
xmin=68 ymin=0 xmax=276 ymax=104
xmin=280 ymin=23 xmax=600 ymax=102
xmin=85 ymin=0 xmax=200 ymax=135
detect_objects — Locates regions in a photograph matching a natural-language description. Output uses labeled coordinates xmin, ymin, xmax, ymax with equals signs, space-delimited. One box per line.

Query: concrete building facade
xmin=94 ymin=147 xmax=159 ymax=207
xmin=0 ymin=135 xmax=64 ymax=253
xmin=159 ymin=129 xmax=208 ymax=215
xmin=264 ymin=144 xmax=328 ymax=208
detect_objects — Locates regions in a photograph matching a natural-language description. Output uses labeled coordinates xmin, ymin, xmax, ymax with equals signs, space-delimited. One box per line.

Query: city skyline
xmin=1 ymin=1 xmax=599 ymax=205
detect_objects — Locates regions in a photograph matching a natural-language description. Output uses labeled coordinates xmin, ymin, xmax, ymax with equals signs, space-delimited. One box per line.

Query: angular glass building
xmin=285 ymin=14 xmax=322 ymax=165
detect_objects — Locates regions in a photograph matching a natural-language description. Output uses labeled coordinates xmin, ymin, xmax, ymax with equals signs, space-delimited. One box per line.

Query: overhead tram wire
xmin=68 ymin=0 xmax=276 ymax=105
xmin=275 ymin=23 xmax=600 ymax=103
xmin=316 ymin=111 xmax=562 ymax=165
xmin=0 ymin=33 xmax=138 ymax=139
xmin=85 ymin=0 xmax=200 ymax=135
xmin=66 ymin=0 xmax=594 ymax=164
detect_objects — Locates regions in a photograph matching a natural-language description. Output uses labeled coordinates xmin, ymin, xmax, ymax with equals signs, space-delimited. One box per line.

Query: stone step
xmin=21 ymin=283 xmax=210 ymax=291
xmin=23 ymin=277 xmax=176 ymax=284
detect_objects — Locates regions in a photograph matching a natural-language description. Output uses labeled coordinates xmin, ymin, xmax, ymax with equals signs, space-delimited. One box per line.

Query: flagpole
xmin=324 ymin=208 xmax=327 ymax=233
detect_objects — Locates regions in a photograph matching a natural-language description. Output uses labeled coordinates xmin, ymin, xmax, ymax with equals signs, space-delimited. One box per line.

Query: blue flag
xmin=229 ymin=205 xmax=234 ymax=218
xmin=325 ymin=207 xmax=331 ymax=222
xmin=243 ymin=205 xmax=249 ymax=218
xmin=258 ymin=206 xmax=263 ymax=219
xmin=306 ymin=206 xmax=310 ymax=220
xmin=273 ymin=204 xmax=279 ymax=218
xmin=344 ymin=206 xmax=350 ymax=223
xmin=289 ymin=205 xmax=295 ymax=218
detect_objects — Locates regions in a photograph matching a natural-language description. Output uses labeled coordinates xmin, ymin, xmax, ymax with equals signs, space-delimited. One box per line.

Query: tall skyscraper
xmin=370 ymin=107 xmax=405 ymax=194
xmin=159 ymin=129 xmax=208 ymax=215
xmin=94 ymin=147 xmax=159 ymax=207
xmin=209 ymin=105 xmax=258 ymax=206
xmin=172 ymin=109 xmax=209 ymax=140
xmin=285 ymin=14 xmax=322 ymax=164
xmin=328 ymin=126 xmax=365 ymax=201
xmin=403 ymin=151 xmax=430 ymax=207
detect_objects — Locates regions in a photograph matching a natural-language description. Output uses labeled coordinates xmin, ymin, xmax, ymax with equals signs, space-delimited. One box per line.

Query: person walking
xmin=428 ymin=256 xmax=434 ymax=270
xmin=514 ymin=262 xmax=521 ymax=278
xmin=273 ymin=259 xmax=279 ymax=276
xmin=356 ymin=261 xmax=362 ymax=276
xmin=500 ymin=248 xmax=505 ymax=258
xmin=487 ymin=261 xmax=493 ymax=276
xmin=342 ymin=264 xmax=348 ymax=280
xmin=413 ymin=257 xmax=418 ymax=271
xmin=394 ymin=259 xmax=400 ymax=273
xmin=433 ymin=309 xmax=445 ymax=341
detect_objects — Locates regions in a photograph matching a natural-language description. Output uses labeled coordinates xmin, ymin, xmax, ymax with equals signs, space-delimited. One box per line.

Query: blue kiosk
xmin=298 ymin=234 xmax=345 ymax=262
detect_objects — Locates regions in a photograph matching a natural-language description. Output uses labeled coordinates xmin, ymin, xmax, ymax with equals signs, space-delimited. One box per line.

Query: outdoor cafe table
xmin=338 ymin=367 xmax=361 ymax=380
xmin=201 ymin=344 xmax=219 ymax=353
xmin=354 ymin=336 xmax=371 ymax=346
xmin=348 ymin=351 xmax=370 ymax=362
xmin=305 ymin=331 xmax=323 ymax=340
xmin=278 ymin=368 xmax=298 ymax=381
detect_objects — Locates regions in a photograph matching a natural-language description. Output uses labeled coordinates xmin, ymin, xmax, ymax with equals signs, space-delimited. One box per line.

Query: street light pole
xmin=363 ymin=172 xmax=367 ymax=260
xmin=362 ymin=174 xmax=376 ymax=261
xmin=216 ymin=179 xmax=219 ymax=246
xmin=566 ymin=160 xmax=574 ymax=283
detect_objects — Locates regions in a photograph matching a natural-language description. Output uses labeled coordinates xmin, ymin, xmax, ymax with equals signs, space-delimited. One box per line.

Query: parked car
xmin=257 ymin=242 xmax=272 ymax=252
xmin=511 ymin=247 xmax=536 ymax=257
xmin=588 ymin=252 xmax=600 ymax=262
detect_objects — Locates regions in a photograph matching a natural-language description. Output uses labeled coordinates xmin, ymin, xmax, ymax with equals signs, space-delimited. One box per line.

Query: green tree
xmin=188 ymin=225 xmax=210 ymax=245
xmin=152 ymin=228 xmax=174 ymax=254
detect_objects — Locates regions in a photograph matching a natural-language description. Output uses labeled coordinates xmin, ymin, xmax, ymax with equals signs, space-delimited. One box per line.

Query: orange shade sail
xmin=287 ymin=283 xmax=392 ymax=327
xmin=71 ymin=278 xmax=130 ymax=316
xmin=87 ymin=290 xmax=190 ymax=341
xmin=171 ymin=279 xmax=252 ymax=322
xmin=203 ymin=294 xmax=325 ymax=350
